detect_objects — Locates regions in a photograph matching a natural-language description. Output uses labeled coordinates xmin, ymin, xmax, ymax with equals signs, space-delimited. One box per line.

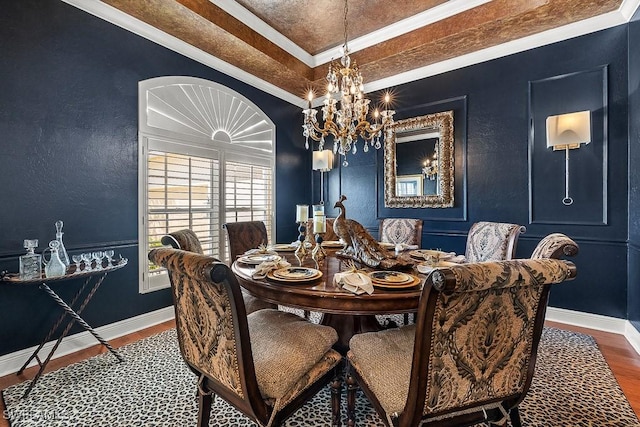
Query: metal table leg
xmin=17 ymin=276 xmax=92 ymax=375
xmin=20 ymin=274 xmax=124 ymax=398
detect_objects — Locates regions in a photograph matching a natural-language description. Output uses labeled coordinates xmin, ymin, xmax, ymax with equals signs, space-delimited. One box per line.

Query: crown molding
xmin=313 ymin=0 xmax=492 ymax=66
xmin=64 ymin=0 xmax=640 ymax=107
xmin=61 ymin=0 xmax=302 ymax=106
xmin=620 ymin=0 xmax=640 ymax=19
xmin=364 ymin=5 xmax=637 ymax=93
xmin=214 ymin=0 xmax=315 ymax=67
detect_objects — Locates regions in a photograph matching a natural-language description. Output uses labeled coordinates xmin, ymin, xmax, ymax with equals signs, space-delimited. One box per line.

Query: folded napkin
xmin=252 ymin=259 xmax=291 ymax=279
xmin=416 ymin=263 xmax=437 ymax=275
xmin=289 ymin=240 xmax=312 ymax=248
xmin=333 ymin=271 xmax=374 ymax=295
xmin=394 ymin=243 xmax=419 ymax=252
xmin=243 ymin=244 xmax=276 ymax=256
xmin=449 ymin=255 xmax=466 ymax=263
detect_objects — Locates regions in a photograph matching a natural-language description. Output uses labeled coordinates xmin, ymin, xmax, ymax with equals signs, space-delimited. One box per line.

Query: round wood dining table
xmin=231 ymin=248 xmax=424 ymax=353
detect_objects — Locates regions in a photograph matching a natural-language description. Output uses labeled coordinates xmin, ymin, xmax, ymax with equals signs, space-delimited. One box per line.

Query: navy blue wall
xmin=1 ymin=0 xmax=638 ymax=359
xmin=628 ymin=10 xmax=640 ymax=332
xmin=0 ymin=0 xmax=309 ymax=356
xmin=324 ymin=26 xmax=630 ymax=319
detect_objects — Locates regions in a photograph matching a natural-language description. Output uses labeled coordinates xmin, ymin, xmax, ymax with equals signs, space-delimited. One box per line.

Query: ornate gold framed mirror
xmin=384 ymin=110 xmax=454 ymax=208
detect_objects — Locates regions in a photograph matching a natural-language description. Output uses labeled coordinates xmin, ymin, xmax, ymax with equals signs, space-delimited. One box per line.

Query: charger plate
xmin=267 ymin=267 xmax=323 ymax=283
xmin=321 ymin=240 xmax=344 ymax=248
xmin=237 ymin=254 xmax=282 ymax=265
xmin=272 ymin=243 xmax=296 ymax=252
xmin=369 ymin=273 xmax=421 ymax=290
xmin=368 ymin=271 xmax=413 ymax=285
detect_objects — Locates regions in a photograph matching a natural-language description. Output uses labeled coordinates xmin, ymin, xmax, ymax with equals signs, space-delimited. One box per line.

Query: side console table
xmin=0 ymin=258 xmax=128 ymax=398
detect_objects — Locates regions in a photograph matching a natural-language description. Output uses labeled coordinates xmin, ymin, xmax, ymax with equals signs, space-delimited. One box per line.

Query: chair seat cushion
xmin=242 ymin=290 xmax=277 ymax=314
xmin=348 ymin=324 xmax=416 ymax=415
xmin=248 ymin=309 xmax=338 ymax=400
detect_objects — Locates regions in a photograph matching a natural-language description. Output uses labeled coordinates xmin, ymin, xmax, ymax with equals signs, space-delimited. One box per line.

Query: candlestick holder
xmin=311 ymin=232 xmax=326 ymax=267
xmin=294 ymin=222 xmax=308 ymax=266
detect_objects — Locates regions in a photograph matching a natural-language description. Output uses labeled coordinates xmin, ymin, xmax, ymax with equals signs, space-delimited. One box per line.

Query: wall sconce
xmin=312 ymin=149 xmax=334 ymax=204
xmin=546 ymin=110 xmax=591 ymax=206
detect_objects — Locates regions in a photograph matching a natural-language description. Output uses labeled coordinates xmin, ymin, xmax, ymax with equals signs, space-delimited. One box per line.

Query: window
xmin=138 ymin=77 xmax=275 ymax=292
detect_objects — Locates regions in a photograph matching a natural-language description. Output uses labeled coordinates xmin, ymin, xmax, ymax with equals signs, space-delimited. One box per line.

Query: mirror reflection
xmin=384 ymin=111 xmax=454 ymax=208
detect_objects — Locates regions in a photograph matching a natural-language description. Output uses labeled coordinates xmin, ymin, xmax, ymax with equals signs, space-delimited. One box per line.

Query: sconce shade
xmin=546 ymin=110 xmax=591 ymax=151
xmin=313 ymin=150 xmax=334 ymax=171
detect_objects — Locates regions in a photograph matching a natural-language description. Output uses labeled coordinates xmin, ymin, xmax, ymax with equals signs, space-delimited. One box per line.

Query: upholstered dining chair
xmin=464 ymin=221 xmax=526 ymax=263
xmin=378 ymin=218 xmax=423 ymax=247
xmin=149 ymin=248 xmax=343 ymax=427
xmin=531 ymin=232 xmax=579 ymax=259
xmin=376 ymin=219 xmax=424 ymax=326
xmin=346 ymin=258 xmax=577 ymax=427
xmin=223 ymin=220 xmax=270 ymax=260
xmin=161 ymin=228 xmax=275 ymax=314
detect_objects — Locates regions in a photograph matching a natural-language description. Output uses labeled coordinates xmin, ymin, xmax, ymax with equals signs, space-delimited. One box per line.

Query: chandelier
xmin=422 ymin=146 xmax=439 ymax=180
xmin=302 ymin=0 xmax=395 ymax=167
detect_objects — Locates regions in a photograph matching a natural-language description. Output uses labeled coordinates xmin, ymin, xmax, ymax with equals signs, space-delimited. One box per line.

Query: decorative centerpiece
xmin=332 ymin=195 xmax=413 ymax=270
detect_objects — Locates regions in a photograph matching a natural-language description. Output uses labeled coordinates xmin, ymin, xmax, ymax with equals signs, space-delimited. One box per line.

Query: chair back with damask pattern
xmin=379 ymin=218 xmax=423 ymax=246
xmin=531 ymin=232 xmax=579 ymax=259
xmin=464 ymin=221 xmax=526 ymax=263
xmin=223 ymin=221 xmax=269 ymax=260
xmin=148 ymin=247 xmax=271 ymax=424
xmin=396 ymin=258 xmax=576 ymax=426
xmin=161 ymin=229 xmax=204 ymax=254
xmin=150 ymin=247 xmax=343 ymax=427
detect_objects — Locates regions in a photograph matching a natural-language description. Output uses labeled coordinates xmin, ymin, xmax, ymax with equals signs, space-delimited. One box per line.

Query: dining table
xmin=232 ymin=245 xmax=430 ymax=354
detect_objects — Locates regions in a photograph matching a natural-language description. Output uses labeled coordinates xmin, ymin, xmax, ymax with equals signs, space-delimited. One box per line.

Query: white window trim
xmin=138 ymin=76 xmax=276 ymax=293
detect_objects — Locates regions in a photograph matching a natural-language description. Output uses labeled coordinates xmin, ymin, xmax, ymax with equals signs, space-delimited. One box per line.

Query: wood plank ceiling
xmin=101 ymin=0 xmax=622 ymax=98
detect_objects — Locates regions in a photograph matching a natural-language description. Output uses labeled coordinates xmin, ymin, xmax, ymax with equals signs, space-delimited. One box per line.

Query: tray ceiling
xmin=85 ymin=0 xmax=634 ymax=103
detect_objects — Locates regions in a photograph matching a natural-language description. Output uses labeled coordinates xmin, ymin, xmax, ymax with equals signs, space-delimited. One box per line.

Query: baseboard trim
xmin=546 ymin=306 xmax=640 ymax=356
xmin=0 ymin=306 xmax=175 ymax=377
xmin=625 ymin=321 xmax=640 ymax=355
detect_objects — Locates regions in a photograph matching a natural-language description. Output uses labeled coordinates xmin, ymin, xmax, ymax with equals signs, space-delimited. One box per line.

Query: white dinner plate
xmin=237 ymin=254 xmax=282 ymax=265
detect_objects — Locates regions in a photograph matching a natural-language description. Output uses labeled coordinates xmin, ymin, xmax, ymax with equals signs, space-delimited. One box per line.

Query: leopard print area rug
xmin=2 ymin=327 xmax=638 ymax=426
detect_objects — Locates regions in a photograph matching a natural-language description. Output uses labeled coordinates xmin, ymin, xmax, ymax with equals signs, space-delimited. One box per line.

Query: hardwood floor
xmin=0 ymin=320 xmax=638 ymax=426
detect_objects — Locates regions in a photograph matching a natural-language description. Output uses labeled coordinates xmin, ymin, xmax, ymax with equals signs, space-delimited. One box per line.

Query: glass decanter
xmin=54 ymin=220 xmax=70 ymax=267
xmin=19 ymin=239 xmax=42 ymax=280
xmin=43 ymin=240 xmax=67 ymax=278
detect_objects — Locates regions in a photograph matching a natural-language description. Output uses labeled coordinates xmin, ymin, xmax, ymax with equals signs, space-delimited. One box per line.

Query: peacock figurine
xmin=333 ymin=195 xmax=413 ymax=269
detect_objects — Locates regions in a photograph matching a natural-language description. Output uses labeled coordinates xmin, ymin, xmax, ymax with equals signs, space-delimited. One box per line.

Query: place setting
xmin=266 ymin=266 xmax=323 ymax=284
xmin=236 ymin=253 xmax=282 ymax=265
xmin=367 ymin=270 xmax=421 ymax=290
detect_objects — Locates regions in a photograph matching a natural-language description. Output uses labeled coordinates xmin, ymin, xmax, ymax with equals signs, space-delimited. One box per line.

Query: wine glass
xmin=104 ymin=250 xmax=115 ymax=267
xmin=72 ymin=254 xmax=83 ymax=273
xmin=81 ymin=253 xmax=93 ymax=272
xmin=92 ymin=251 xmax=104 ymax=270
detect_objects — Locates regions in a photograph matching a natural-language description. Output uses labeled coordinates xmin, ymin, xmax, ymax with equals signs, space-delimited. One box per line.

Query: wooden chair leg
xmin=331 ymin=370 xmax=343 ymax=427
xmin=510 ymin=406 xmax=523 ymax=427
xmin=197 ymin=389 xmax=213 ymax=427
xmin=403 ymin=313 xmax=409 ymax=325
xmin=346 ymin=369 xmax=357 ymax=427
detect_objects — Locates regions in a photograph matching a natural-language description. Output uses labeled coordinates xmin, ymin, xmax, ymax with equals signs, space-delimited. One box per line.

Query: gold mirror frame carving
xmin=384 ymin=110 xmax=454 ymax=208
